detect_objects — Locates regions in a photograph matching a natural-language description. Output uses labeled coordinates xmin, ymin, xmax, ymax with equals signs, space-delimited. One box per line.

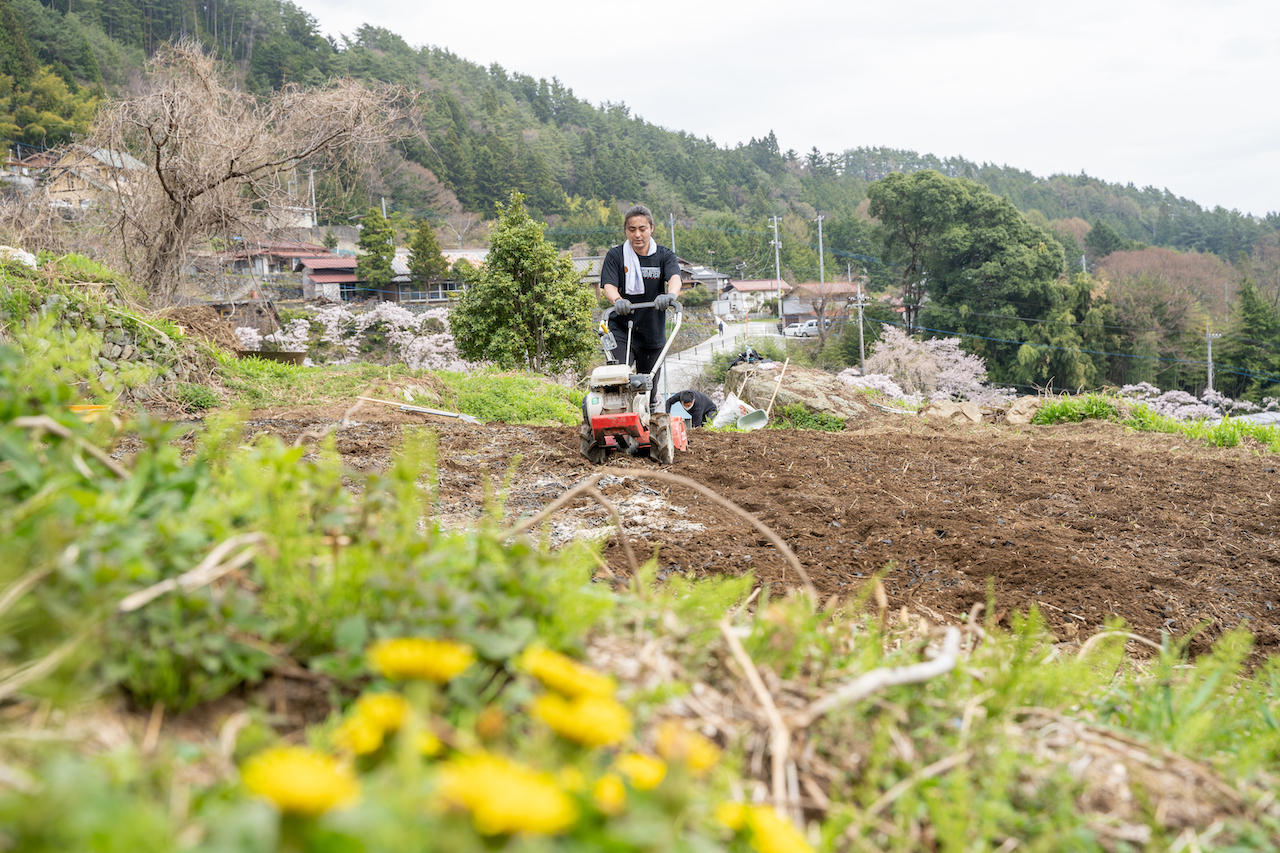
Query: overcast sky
xmin=301 ymin=0 xmax=1279 ymax=217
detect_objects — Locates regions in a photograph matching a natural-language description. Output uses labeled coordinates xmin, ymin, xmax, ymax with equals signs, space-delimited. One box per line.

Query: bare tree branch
xmin=89 ymin=40 xmax=415 ymax=304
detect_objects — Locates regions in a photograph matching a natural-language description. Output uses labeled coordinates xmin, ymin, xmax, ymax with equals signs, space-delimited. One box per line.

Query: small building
xmin=296 ymin=255 xmax=359 ymax=300
xmin=722 ymin=279 xmax=792 ymax=316
xmin=685 ymin=264 xmax=730 ymax=292
xmin=387 ymin=256 xmax=464 ymax=304
xmin=572 ymin=256 xmax=605 ymax=289
xmin=43 ymin=145 xmax=146 ymax=209
xmin=228 ymin=240 xmax=327 ymax=276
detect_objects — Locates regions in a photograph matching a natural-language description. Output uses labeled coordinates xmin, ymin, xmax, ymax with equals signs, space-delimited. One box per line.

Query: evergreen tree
xmin=1084 ymin=220 xmax=1129 ymax=261
xmin=1219 ymin=276 xmax=1280 ymax=401
xmin=0 ymin=0 xmax=37 ymax=85
xmin=449 ymin=192 xmax=595 ymax=374
xmin=870 ymin=170 xmax=1070 ymax=386
xmin=407 ymin=219 xmax=449 ymax=282
xmin=355 ymin=206 xmax=395 ymax=297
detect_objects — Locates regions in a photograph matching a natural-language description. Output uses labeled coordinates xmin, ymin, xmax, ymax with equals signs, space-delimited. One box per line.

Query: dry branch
xmin=600 ymin=467 xmax=818 ymax=599
xmin=790 ymin=627 xmax=962 ymax=728
xmin=12 ymin=416 xmax=130 ymax=479
xmin=720 ymin=620 xmax=793 ymax=815
xmin=118 ymin=532 xmax=263 ymax=612
xmin=89 ymin=40 xmax=413 ymax=303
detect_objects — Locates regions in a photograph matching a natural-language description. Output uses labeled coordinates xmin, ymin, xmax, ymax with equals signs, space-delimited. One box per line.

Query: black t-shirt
xmin=665 ymin=390 xmax=719 ymax=427
xmin=601 ymin=243 xmax=681 ymax=349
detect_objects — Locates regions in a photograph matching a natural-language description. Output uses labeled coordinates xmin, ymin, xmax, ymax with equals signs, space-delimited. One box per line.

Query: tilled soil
xmin=240 ymin=405 xmax=1280 ymax=656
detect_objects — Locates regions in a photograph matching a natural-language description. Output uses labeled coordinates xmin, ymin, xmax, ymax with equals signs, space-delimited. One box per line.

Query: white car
xmin=785 ymin=320 xmax=824 ymax=337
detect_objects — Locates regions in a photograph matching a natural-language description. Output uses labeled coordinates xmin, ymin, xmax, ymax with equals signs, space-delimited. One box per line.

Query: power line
xmin=873 ymin=317 xmax=1280 ymax=385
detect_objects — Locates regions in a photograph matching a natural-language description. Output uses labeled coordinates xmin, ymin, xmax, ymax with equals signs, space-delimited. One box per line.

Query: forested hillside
xmin=7 ymin=0 xmax=1280 ymax=400
xmin=14 ymin=0 xmax=1277 ymax=264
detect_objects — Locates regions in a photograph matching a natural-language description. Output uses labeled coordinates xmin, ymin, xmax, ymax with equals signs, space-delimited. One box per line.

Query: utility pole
xmin=381 ymin=197 xmax=387 ymax=219
xmin=1207 ymin=320 xmax=1222 ymax=392
xmin=770 ymin=215 xmax=782 ymax=321
xmin=816 ymin=214 xmax=825 ymax=284
xmin=669 ymin=213 xmax=676 ymax=256
xmin=852 ymin=262 xmax=866 ymax=373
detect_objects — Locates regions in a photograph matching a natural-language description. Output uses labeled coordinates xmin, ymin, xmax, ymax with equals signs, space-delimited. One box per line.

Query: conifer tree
xmin=355 ymin=206 xmax=395 ymax=297
xmin=407 ymin=219 xmax=449 ymax=282
xmin=1219 ymin=276 xmax=1280 ymax=401
xmin=449 ymin=192 xmax=595 ymax=374
xmin=0 ymin=1 xmax=37 ymax=86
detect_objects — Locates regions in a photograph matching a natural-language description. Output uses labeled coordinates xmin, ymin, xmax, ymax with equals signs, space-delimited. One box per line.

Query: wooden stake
xmin=764 ymin=358 xmax=790 ymax=417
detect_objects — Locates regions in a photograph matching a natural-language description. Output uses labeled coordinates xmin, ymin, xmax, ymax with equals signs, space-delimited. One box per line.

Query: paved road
xmin=657 ymin=320 xmax=781 ymax=403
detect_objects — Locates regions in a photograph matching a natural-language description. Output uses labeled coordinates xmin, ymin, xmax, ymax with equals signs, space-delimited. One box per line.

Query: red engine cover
xmin=591 ymin=412 xmax=647 ymax=442
xmin=672 ymin=414 xmax=688 ymax=451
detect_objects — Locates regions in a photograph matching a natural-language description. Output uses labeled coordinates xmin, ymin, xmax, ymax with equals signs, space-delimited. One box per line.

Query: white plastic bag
xmin=712 ymin=392 xmax=755 ymax=428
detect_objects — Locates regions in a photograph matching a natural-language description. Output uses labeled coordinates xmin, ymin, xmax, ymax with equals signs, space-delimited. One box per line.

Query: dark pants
xmin=610 ymin=339 xmax=664 ymax=410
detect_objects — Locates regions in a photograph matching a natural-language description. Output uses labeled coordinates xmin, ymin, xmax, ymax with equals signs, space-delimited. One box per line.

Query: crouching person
xmin=666 ymin=389 xmax=718 ymax=428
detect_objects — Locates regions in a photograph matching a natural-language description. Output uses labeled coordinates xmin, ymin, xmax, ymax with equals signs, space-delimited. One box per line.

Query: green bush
xmin=1032 ymin=394 xmax=1120 ymax=424
xmin=703 ymin=336 xmax=789 ymax=385
xmin=175 ymin=381 xmax=220 ymax=410
xmin=768 ymin=403 xmax=846 ymax=432
xmin=433 ymin=370 xmax=584 ymax=425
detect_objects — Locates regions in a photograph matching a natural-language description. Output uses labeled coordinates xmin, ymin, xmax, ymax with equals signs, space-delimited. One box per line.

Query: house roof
xmin=238 ymin=241 xmax=325 ymax=257
xmin=52 ymin=145 xmax=146 ymax=172
xmin=443 ymin=249 xmax=488 ymax=265
xmin=729 ymin=279 xmax=792 ymax=293
xmin=306 ymin=272 xmax=359 ymax=284
xmin=795 ymin=281 xmax=859 ymax=295
xmin=295 ymin=256 xmax=358 ymax=271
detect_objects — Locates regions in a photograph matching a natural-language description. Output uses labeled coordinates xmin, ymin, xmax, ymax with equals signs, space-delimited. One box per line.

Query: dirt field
xmin=239 ymin=402 xmax=1280 ymax=657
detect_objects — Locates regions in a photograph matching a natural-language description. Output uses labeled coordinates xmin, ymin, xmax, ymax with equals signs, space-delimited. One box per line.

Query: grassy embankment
xmin=5 ymin=259 xmax=1280 ymax=850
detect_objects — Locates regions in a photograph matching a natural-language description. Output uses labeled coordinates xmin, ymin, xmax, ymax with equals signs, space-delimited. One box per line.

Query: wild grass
xmin=1034 ymin=393 xmax=1280 ymax=452
xmin=216 ymin=355 xmax=583 ymax=424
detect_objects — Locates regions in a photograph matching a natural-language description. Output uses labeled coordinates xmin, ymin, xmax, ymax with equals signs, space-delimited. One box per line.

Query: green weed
xmin=703 ymin=335 xmax=789 ymax=384
xmin=437 ymin=370 xmax=584 ymax=424
xmin=174 ymin=382 xmax=220 ymax=410
xmin=1033 ymin=394 xmax=1121 ymax=424
xmin=768 ymin=402 xmax=847 ymax=431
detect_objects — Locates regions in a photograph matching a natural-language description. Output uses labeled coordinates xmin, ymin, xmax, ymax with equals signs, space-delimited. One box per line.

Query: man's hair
xmin=623 ymin=204 xmax=655 ymax=229
xmin=679 ymin=390 xmax=696 ymax=407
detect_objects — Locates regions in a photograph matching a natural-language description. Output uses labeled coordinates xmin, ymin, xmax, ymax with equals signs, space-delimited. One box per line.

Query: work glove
xmin=653 ymin=293 xmax=677 ymax=310
xmin=613 ymin=298 xmax=633 ymax=316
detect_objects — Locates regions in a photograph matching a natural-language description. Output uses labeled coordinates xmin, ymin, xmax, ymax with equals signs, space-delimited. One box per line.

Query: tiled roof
xmin=296 ymin=256 xmax=358 ymax=270
xmin=306 ymin=272 xmax=359 ymax=284
xmin=730 ymin=279 xmax=792 ymax=292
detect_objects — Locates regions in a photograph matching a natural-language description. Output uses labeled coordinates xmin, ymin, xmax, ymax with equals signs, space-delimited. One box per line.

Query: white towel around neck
xmin=622 ymin=238 xmax=655 ymax=296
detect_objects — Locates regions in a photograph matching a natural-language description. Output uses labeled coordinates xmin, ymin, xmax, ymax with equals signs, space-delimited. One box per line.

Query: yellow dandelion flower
xmin=367 ymin=637 xmax=475 ymax=682
xmin=437 ymin=753 xmax=577 ymax=835
xmin=744 ymin=805 xmax=814 ymax=853
xmin=416 ymin=730 xmax=443 ymax=757
xmin=655 ymin=720 xmax=722 ymax=776
xmin=355 ymin=693 xmax=408 ymax=733
xmin=715 ymin=801 xmax=748 ymax=831
xmin=531 ymin=693 xmax=632 ymax=748
xmin=333 ymin=715 xmax=384 ymax=755
xmin=241 ymin=746 xmax=359 ymax=816
xmin=518 ymin=647 xmax=614 ymax=698
xmin=613 ymin=753 xmax=666 ymax=790
xmin=557 ymin=766 xmax=586 ymax=792
xmin=593 ymin=774 xmax=626 ymax=815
